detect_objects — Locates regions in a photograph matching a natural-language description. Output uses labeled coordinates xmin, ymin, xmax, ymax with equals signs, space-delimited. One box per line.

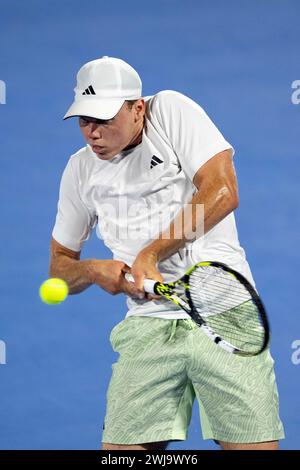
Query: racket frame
xmin=151 ymin=261 xmax=270 ymax=356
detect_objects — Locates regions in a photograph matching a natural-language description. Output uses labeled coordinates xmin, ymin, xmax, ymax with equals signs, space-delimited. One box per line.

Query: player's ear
xmin=135 ymin=99 xmax=145 ymax=118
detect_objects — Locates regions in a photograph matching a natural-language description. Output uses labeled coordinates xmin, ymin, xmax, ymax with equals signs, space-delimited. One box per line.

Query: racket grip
xmin=124 ymin=273 xmax=157 ymax=294
xmin=143 ymin=279 xmax=157 ymax=294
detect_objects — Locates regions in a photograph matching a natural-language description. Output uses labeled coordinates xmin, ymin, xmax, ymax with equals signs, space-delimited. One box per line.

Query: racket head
xmin=184 ymin=261 xmax=270 ymax=356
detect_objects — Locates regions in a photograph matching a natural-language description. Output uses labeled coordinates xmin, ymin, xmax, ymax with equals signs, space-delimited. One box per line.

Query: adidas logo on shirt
xmin=150 ymin=155 xmax=163 ymax=169
xmin=82 ymin=85 xmax=96 ymax=95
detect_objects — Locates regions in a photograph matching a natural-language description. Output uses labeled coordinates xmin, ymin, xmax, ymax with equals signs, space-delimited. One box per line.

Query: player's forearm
xmin=49 ymin=256 xmax=96 ymax=294
xmin=144 ymin=186 xmax=237 ymax=262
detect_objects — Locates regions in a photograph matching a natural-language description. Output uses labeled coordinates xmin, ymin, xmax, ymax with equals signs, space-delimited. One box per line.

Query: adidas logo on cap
xmin=82 ymin=85 xmax=96 ymax=95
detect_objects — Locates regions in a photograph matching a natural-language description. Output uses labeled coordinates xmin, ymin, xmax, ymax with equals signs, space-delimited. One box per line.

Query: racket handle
xmin=124 ymin=273 xmax=157 ymax=294
xmin=143 ymin=279 xmax=157 ymax=294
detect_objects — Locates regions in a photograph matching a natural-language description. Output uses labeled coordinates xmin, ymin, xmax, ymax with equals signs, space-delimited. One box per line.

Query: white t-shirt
xmin=52 ymin=90 xmax=254 ymax=319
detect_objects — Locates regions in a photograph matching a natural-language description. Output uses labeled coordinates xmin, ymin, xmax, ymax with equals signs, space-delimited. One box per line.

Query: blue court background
xmin=0 ymin=0 xmax=299 ymax=450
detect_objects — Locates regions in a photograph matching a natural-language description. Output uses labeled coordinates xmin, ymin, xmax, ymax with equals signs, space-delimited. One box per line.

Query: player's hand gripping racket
xmin=126 ymin=261 xmax=270 ymax=356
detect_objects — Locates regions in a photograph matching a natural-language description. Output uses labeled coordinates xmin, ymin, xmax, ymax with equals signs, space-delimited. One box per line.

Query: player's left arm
xmin=131 ymin=148 xmax=238 ymax=293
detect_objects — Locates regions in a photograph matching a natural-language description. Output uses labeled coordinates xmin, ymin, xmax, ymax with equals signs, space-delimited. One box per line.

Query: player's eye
xmin=99 ymin=118 xmax=114 ymax=126
xmin=79 ymin=117 xmax=113 ymax=126
xmin=79 ymin=117 xmax=90 ymax=126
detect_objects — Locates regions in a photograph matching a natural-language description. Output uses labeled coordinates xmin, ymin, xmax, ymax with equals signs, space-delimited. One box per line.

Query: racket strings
xmin=189 ymin=266 xmax=265 ymax=353
xmin=194 ymin=306 xmax=263 ymax=343
xmin=201 ymin=310 xmax=263 ymax=352
xmin=204 ymin=305 xmax=264 ymax=338
xmin=189 ymin=294 xmax=263 ymax=333
xmin=190 ymin=276 xmax=250 ymax=309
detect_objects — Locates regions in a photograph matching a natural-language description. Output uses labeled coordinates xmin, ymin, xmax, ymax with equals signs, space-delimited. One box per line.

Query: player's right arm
xmin=50 ymin=157 xmax=139 ymax=298
xmin=49 ymin=237 xmax=139 ymax=297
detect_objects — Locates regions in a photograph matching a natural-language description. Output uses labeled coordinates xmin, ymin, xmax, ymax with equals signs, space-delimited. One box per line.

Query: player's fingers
xmin=120 ymin=266 xmax=144 ymax=298
xmin=131 ymin=273 xmax=146 ymax=294
xmin=120 ymin=266 xmax=146 ymax=298
xmin=121 ymin=264 xmax=131 ymax=274
xmin=146 ymin=293 xmax=162 ymax=301
xmin=123 ymin=279 xmax=145 ymax=299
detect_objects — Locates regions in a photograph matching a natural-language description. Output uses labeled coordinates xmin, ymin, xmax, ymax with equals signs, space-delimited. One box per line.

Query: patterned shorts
xmin=102 ymin=316 xmax=285 ymax=445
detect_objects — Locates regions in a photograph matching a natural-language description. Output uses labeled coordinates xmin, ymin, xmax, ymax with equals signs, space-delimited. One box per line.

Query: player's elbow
xmin=227 ymin=188 xmax=239 ymax=212
xmin=230 ymin=190 xmax=239 ymax=210
xmin=217 ymin=184 xmax=239 ymax=213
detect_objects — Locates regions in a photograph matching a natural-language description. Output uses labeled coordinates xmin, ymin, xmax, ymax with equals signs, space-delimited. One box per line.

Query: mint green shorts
xmin=102 ymin=316 xmax=285 ymax=445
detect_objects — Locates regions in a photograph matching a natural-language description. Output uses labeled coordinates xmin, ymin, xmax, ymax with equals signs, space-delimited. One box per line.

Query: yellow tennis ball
xmin=39 ymin=278 xmax=69 ymax=305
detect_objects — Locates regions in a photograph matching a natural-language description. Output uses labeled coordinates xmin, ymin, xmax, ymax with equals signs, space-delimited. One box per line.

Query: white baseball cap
xmin=63 ymin=56 xmax=142 ymax=120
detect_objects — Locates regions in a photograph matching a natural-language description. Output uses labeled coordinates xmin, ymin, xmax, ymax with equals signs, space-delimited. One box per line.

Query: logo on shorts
xmin=150 ymin=155 xmax=163 ymax=169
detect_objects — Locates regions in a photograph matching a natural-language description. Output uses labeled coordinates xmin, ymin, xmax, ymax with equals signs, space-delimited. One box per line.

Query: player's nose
xmin=87 ymin=122 xmax=102 ymax=136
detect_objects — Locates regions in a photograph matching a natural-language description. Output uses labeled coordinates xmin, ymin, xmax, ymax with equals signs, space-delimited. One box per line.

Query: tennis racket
xmin=126 ymin=261 xmax=270 ymax=356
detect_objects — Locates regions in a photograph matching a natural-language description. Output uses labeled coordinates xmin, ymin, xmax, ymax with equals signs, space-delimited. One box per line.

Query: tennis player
xmin=50 ymin=56 xmax=285 ymax=450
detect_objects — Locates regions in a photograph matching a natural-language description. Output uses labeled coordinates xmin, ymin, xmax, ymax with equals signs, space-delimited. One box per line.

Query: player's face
xmin=79 ymin=100 xmax=145 ymax=160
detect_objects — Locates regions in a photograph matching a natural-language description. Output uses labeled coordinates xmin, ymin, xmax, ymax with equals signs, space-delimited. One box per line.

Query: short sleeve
xmin=150 ymin=91 xmax=234 ymax=181
xmin=52 ymin=157 xmax=97 ymax=251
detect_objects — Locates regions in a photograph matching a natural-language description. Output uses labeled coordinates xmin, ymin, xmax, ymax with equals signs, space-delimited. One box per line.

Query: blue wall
xmin=0 ymin=0 xmax=299 ymax=450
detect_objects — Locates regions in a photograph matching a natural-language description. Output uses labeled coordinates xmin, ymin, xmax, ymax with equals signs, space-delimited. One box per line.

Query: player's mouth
xmin=92 ymin=145 xmax=106 ymax=154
